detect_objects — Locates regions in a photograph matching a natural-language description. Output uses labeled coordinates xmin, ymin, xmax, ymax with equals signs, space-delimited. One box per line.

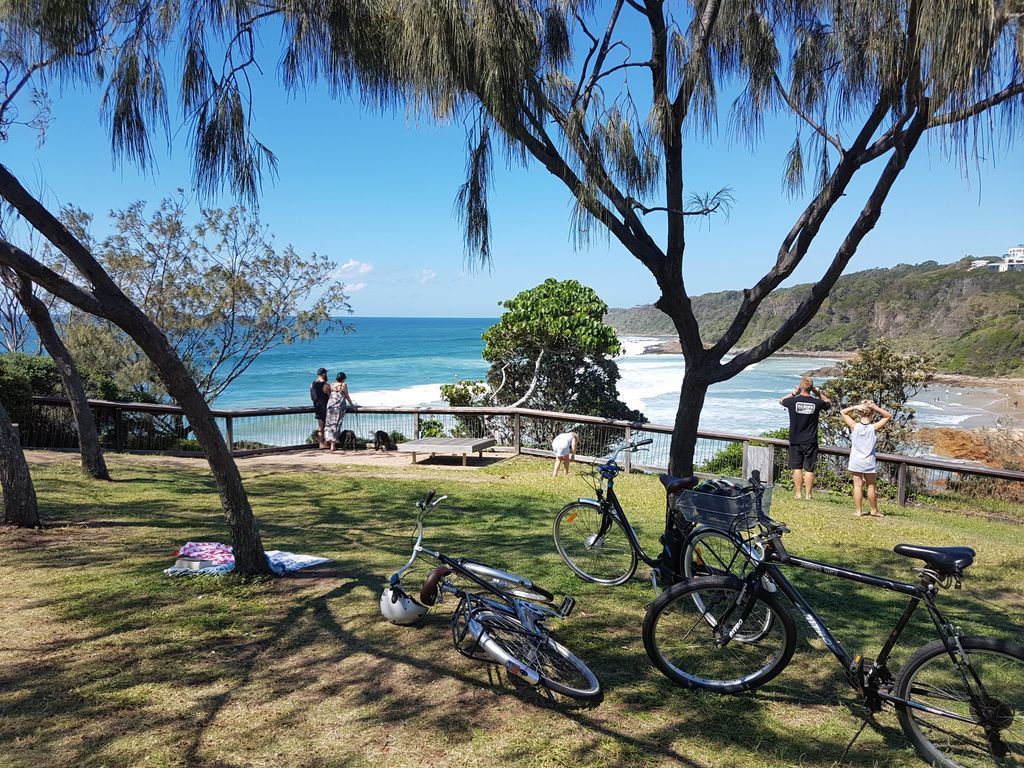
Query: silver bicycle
xmin=381 ymin=491 xmax=602 ymax=702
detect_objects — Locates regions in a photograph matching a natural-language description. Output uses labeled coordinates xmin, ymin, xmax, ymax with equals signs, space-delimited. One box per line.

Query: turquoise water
xmin=212 ymin=317 xmax=1004 ymax=433
xmin=214 ymin=317 xmax=493 ymax=410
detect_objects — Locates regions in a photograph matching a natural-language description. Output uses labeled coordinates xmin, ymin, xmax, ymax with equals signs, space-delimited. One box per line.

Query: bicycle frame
xmin=579 ymin=481 xmax=668 ymax=568
xmin=739 ymin=548 xmax=987 ymax=721
xmin=575 ymin=442 xmax=700 ymax=571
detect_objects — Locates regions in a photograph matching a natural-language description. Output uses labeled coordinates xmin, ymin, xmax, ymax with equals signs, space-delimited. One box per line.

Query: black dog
xmin=338 ymin=429 xmax=358 ymax=450
xmin=373 ymin=430 xmax=396 ymax=451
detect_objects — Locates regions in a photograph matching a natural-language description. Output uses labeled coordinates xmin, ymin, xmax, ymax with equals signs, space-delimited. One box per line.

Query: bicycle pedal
xmin=558 ymin=595 xmax=576 ymax=618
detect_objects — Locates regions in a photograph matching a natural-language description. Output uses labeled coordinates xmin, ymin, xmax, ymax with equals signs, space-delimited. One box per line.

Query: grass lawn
xmin=2 ymin=453 xmax=1022 ymax=768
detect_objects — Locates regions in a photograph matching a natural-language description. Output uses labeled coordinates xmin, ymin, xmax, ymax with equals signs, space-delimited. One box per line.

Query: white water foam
xmin=617 ymin=336 xmax=673 ymax=357
xmin=356 ymin=382 xmax=445 ymax=408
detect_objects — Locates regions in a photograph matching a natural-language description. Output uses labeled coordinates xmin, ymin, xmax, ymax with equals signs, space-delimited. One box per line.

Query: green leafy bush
xmin=420 ymin=419 xmax=446 ymax=438
xmin=0 ymin=353 xmax=61 ymax=425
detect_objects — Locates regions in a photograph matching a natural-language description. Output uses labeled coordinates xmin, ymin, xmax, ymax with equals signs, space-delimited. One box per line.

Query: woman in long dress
xmin=325 ymin=372 xmax=355 ymax=450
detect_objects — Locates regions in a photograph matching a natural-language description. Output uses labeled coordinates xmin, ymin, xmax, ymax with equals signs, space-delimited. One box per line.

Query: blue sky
xmin=5 ymin=40 xmax=1023 ymax=318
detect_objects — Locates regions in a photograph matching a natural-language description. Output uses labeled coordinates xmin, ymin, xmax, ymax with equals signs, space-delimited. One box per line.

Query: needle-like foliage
xmin=3 ymin=0 xmax=1022 ymax=472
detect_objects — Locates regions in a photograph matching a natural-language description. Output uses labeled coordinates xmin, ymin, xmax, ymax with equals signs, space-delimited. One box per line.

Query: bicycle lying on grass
xmin=381 ymin=491 xmax=601 ymax=702
xmin=553 ymin=439 xmax=763 ymax=589
xmin=643 ymin=471 xmax=1024 ymax=768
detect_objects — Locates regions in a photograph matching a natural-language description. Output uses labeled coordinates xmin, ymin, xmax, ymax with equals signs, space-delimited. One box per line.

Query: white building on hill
xmin=968 ymin=246 xmax=1024 ymax=272
xmin=1007 ymin=246 xmax=1024 ymax=271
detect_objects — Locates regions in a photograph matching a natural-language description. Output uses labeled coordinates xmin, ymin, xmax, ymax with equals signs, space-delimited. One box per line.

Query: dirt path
xmin=23 ymin=448 xmax=512 ymax=474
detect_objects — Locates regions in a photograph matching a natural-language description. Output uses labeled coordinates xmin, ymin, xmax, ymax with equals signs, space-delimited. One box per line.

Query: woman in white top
xmin=840 ymin=400 xmax=892 ymax=517
xmin=551 ymin=431 xmax=578 ymax=477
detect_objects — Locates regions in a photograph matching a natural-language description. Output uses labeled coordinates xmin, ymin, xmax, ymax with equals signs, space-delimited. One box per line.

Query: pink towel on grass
xmin=176 ymin=541 xmax=235 ymax=565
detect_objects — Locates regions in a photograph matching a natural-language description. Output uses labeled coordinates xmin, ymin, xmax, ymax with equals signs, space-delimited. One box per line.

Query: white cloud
xmin=333 ymin=259 xmax=374 ymax=279
xmin=418 ymin=269 xmax=438 ymax=283
xmin=346 ymin=282 xmax=368 ymax=292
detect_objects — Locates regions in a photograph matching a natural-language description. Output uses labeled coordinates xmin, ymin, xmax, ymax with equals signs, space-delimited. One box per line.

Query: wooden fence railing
xmin=23 ymin=396 xmax=1024 ymax=509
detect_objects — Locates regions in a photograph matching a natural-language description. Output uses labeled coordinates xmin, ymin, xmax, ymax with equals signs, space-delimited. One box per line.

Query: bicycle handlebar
xmin=392 ymin=492 xmax=449 ymax=584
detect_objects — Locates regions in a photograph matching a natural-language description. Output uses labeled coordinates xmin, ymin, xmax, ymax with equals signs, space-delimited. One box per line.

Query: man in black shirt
xmin=311 ymin=367 xmax=329 ymax=449
xmin=780 ymin=377 xmax=832 ymax=500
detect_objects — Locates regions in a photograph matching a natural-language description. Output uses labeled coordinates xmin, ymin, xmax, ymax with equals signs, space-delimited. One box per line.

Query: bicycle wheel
xmin=642 ymin=575 xmax=796 ymax=694
xmin=553 ymin=502 xmax=637 ymax=585
xmin=476 ymin=610 xmax=602 ymax=701
xmin=895 ymin=635 xmax=1024 ymax=768
xmin=682 ymin=529 xmax=772 ymax=642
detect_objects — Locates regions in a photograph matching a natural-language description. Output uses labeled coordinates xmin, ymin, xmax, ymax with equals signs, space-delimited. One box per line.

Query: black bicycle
xmin=384 ymin=491 xmax=601 ymax=702
xmin=553 ymin=439 xmax=761 ymax=589
xmin=643 ymin=472 xmax=1023 ymax=767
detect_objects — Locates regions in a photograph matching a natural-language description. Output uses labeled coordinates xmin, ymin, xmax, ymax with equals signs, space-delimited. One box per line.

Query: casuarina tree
xmin=268 ymin=0 xmax=1024 ymax=473
xmin=3 ymin=1 xmax=1022 ymax=482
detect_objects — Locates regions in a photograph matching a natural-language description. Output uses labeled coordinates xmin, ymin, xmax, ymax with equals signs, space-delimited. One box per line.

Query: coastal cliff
xmin=606 ymin=259 xmax=1024 ymax=375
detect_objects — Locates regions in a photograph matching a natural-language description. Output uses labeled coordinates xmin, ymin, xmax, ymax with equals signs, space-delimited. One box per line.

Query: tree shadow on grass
xmin=4 ymin=462 xmax=1020 ymax=767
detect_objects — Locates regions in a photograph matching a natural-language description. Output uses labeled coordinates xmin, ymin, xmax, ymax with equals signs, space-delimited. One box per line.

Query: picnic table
xmin=397 ymin=437 xmax=497 ymax=466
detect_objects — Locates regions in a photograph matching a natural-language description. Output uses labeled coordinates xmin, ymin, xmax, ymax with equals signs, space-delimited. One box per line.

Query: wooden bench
xmin=398 ymin=437 xmax=497 ymax=466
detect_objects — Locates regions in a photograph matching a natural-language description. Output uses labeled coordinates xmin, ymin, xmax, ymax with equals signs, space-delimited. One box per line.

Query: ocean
xmin=213 ymin=317 xmax=1011 ymax=432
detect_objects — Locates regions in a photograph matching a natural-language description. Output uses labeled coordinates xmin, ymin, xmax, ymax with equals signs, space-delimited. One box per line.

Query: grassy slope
xmin=1 ymin=455 xmax=1022 ymax=768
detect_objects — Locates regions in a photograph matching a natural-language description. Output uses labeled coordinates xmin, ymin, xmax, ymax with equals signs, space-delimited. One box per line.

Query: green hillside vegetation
xmin=605 ymin=259 xmax=1024 ymax=375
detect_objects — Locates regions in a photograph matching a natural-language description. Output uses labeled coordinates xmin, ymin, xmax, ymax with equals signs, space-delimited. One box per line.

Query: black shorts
xmin=314 ymin=404 xmax=327 ymax=421
xmin=788 ymin=443 xmax=819 ymax=471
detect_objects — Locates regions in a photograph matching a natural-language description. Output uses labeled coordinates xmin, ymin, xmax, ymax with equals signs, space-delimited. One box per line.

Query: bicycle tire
xmin=553 ymin=502 xmax=637 ymax=585
xmin=895 ymin=635 xmax=1024 ymax=768
xmin=642 ymin=575 xmax=796 ymax=694
xmin=475 ymin=610 xmax=602 ymax=701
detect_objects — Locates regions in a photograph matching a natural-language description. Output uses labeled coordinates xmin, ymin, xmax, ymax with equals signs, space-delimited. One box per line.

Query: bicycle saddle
xmin=659 ymin=474 xmax=700 ymax=494
xmin=893 ymin=544 xmax=975 ymax=575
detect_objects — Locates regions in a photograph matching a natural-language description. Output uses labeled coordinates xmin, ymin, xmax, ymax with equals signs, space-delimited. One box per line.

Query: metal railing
xmin=22 ymin=396 xmax=1024 ymax=516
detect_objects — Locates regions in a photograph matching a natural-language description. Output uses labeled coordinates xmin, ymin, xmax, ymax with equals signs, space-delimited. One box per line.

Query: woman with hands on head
xmin=840 ymin=400 xmax=892 ymax=517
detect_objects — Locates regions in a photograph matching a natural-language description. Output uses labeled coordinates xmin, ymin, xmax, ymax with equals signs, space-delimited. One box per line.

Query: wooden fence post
xmin=414 ymin=413 xmax=421 ymax=440
xmin=897 ymin=463 xmax=909 ymax=507
xmin=226 ymin=416 xmax=234 ymax=455
xmin=114 ymin=408 xmax=124 ymax=451
xmin=623 ymin=425 xmax=632 ymax=473
xmin=742 ymin=442 xmax=774 ymax=483
xmin=513 ymin=413 xmax=521 ymax=455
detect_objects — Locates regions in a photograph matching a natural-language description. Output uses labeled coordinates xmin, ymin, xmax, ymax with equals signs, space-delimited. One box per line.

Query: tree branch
xmin=0 ymin=164 xmax=122 ymax=297
xmin=928 ymin=81 xmax=1024 ymax=128
xmin=716 ymin=106 xmax=931 ymax=380
xmin=706 ymin=96 xmax=891 ymax=361
xmin=0 ymin=240 xmax=110 ymax=318
xmin=508 ymin=349 xmax=546 ymax=408
xmin=671 ymin=0 xmax=722 ymax=120
xmin=578 ymin=0 xmax=627 ymax=112
xmin=773 ymin=73 xmax=846 ymax=156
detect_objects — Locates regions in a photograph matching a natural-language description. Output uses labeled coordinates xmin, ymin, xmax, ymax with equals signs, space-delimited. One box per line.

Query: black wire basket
xmin=671 ymin=478 xmax=773 ymax=532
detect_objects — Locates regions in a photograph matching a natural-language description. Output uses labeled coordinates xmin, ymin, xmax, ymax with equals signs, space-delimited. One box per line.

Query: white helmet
xmin=380 ymin=586 xmax=428 ymax=625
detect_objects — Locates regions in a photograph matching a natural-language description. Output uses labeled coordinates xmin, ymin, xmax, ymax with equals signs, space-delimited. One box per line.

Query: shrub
xmin=420 ymin=419 xmax=446 ymax=438
xmin=0 ymin=353 xmax=61 ymax=426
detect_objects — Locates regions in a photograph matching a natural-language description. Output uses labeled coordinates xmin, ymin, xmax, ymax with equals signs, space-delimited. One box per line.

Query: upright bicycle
xmin=553 ymin=439 xmax=758 ymax=588
xmin=643 ymin=472 xmax=1023 ymax=767
xmin=381 ymin=491 xmax=601 ymax=702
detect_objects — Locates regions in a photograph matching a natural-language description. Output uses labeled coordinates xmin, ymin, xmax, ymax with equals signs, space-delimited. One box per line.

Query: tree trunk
xmin=0 ymin=166 xmax=271 ymax=575
xmin=0 ymin=401 xmax=39 ymax=526
xmin=14 ymin=275 xmax=110 ymax=480
xmin=667 ymin=366 xmax=711 ymax=477
xmin=110 ymin=303 xmax=272 ymax=575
